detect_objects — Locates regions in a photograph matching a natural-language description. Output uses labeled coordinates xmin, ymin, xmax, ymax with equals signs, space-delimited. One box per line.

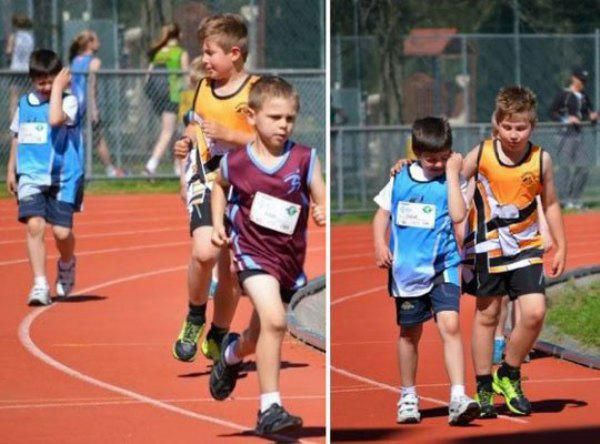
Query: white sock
xmin=34 ymin=276 xmax=48 ymax=288
xmin=105 ymin=165 xmax=117 ymax=176
xmin=450 ymin=384 xmax=465 ymax=401
xmin=224 ymin=340 xmax=241 ymax=365
xmin=401 ymin=386 xmax=417 ymax=398
xmin=495 ymin=336 xmax=505 ymax=341
xmin=59 ymin=257 xmax=75 ymax=268
xmin=145 ymin=157 xmax=159 ymax=173
xmin=260 ymin=392 xmax=281 ymax=413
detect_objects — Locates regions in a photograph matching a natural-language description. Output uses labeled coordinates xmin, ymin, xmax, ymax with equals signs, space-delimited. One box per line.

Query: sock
xmin=450 ymin=384 xmax=465 ymax=401
xmin=260 ymin=392 xmax=281 ymax=413
xmin=476 ymin=374 xmax=493 ymax=391
xmin=105 ymin=165 xmax=117 ymax=176
xmin=498 ymin=362 xmax=520 ymax=380
xmin=400 ymin=386 xmax=417 ymax=398
xmin=145 ymin=157 xmax=159 ymax=173
xmin=59 ymin=257 xmax=75 ymax=268
xmin=186 ymin=302 xmax=206 ymax=325
xmin=224 ymin=340 xmax=242 ymax=365
xmin=34 ymin=276 xmax=48 ymax=288
xmin=207 ymin=323 xmax=228 ymax=344
xmin=495 ymin=336 xmax=505 ymax=342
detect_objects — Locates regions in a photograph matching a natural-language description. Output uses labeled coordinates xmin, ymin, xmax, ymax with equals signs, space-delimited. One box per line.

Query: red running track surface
xmin=332 ymin=213 xmax=600 ymax=443
xmin=0 ymin=194 xmax=325 ymax=443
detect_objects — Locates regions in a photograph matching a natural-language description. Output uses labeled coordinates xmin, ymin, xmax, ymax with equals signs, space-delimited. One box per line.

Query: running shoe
xmin=172 ymin=319 xmax=205 ymax=362
xmin=492 ymin=370 xmax=531 ymax=415
xmin=28 ymin=285 xmax=51 ymax=306
xmin=55 ymin=257 xmax=76 ymax=297
xmin=396 ymin=393 xmax=421 ymax=424
xmin=474 ymin=386 xmax=498 ymax=418
xmin=448 ymin=395 xmax=481 ymax=425
xmin=256 ymin=403 xmax=303 ymax=435
xmin=492 ymin=338 xmax=506 ymax=365
xmin=209 ymin=333 xmax=242 ymax=400
xmin=201 ymin=325 xmax=226 ymax=361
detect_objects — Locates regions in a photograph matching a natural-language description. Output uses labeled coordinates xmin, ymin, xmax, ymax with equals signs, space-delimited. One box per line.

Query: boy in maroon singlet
xmin=209 ymin=76 xmax=325 ymax=435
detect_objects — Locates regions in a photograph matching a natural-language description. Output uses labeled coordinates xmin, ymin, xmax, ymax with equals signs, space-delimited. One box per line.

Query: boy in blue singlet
xmin=373 ymin=117 xmax=480 ymax=426
xmin=5 ymin=49 xmax=83 ymax=306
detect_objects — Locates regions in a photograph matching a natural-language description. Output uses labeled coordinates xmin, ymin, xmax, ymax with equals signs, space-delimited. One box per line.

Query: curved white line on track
xmin=18 ymin=266 xmax=316 ymax=443
xmin=331 ymin=366 xmax=528 ymax=425
xmin=331 ymin=286 xmax=386 ymax=306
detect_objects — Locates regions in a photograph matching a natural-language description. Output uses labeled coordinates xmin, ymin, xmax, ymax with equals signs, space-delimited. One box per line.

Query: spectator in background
xmin=550 ymin=67 xmax=598 ymax=210
xmin=5 ymin=13 xmax=35 ymax=115
xmin=144 ymin=23 xmax=189 ymax=176
xmin=70 ymin=30 xmax=124 ymax=177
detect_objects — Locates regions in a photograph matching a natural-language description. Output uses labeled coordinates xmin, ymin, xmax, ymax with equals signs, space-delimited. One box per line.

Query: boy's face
xmin=201 ymin=38 xmax=238 ymax=80
xmin=496 ymin=113 xmax=533 ymax=153
xmin=248 ymin=97 xmax=298 ymax=150
xmin=32 ymin=74 xmax=56 ymax=99
xmin=417 ymin=149 xmax=451 ymax=176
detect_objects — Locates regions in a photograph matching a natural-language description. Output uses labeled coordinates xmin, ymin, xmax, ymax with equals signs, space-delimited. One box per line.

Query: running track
xmin=0 ymin=194 xmax=325 ymax=443
xmin=332 ymin=213 xmax=600 ymax=442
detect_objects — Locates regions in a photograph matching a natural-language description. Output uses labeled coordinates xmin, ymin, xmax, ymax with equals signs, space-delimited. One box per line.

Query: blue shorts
xmin=394 ymin=283 xmax=460 ymax=326
xmin=18 ymin=187 xmax=76 ymax=228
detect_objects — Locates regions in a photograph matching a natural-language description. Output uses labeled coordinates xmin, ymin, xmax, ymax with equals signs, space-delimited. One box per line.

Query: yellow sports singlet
xmin=463 ymin=139 xmax=544 ymax=274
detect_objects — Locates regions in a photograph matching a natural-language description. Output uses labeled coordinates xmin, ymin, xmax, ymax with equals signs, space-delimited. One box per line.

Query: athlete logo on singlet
xmin=235 ymin=102 xmax=249 ymax=115
xmin=521 ymin=172 xmax=536 ymax=186
xmin=284 ymin=170 xmax=302 ymax=195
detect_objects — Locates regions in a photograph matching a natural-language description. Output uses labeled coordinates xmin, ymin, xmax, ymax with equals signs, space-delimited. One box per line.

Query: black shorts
xmin=237 ymin=269 xmax=295 ymax=304
xmin=189 ymin=189 xmax=213 ymax=235
xmin=463 ymin=264 xmax=545 ymax=300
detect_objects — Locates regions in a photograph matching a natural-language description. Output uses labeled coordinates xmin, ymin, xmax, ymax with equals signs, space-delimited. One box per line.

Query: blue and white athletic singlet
xmin=386 ymin=163 xmax=461 ymax=297
xmin=16 ymin=94 xmax=84 ymax=204
xmin=71 ymin=54 xmax=93 ymax=120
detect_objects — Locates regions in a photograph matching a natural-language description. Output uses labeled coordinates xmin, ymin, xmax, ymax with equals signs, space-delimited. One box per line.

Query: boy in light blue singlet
xmin=5 ymin=49 xmax=83 ymax=306
xmin=373 ymin=117 xmax=479 ymax=426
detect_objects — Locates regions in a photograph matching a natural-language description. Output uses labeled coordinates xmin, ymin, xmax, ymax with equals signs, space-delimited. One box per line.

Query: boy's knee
xmin=477 ymin=307 xmax=500 ymax=327
xmin=26 ymin=217 xmax=46 ymax=236
xmin=522 ymin=307 xmax=546 ymax=329
xmin=52 ymin=225 xmax=72 ymax=241
xmin=263 ymin=315 xmax=287 ymax=335
xmin=190 ymin=248 xmax=217 ymax=269
xmin=438 ymin=315 xmax=460 ymax=337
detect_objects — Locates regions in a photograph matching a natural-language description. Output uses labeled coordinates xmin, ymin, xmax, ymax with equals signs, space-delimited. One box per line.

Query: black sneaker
xmin=256 ymin=404 xmax=303 ymax=435
xmin=474 ymin=386 xmax=498 ymax=419
xmin=209 ymin=333 xmax=242 ymax=400
xmin=172 ymin=319 xmax=204 ymax=362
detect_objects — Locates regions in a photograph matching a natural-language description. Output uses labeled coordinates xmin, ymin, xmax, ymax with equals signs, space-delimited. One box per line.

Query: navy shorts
xmin=463 ymin=264 xmax=545 ymax=301
xmin=18 ymin=188 xmax=76 ymax=228
xmin=394 ymin=283 xmax=460 ymax=327
xmin=238 ymin=269 xmax=295 ymax=304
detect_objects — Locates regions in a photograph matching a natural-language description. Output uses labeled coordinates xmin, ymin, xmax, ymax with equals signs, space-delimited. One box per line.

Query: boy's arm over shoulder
xmin=460 ymin=145 xmax=480 ymax=180
xmin=540 ymin=151 xmax=567 ymax=277
xmin=49 ymin=68 xmax=76 ymax=127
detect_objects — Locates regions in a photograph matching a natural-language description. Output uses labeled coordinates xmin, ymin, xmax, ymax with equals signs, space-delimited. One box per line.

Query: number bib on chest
xmin=250 ymin=191 xmax=301 ymax=235
xmin=18 ymin=122 xmax=48 ymax=144
xmin=396 ymin=201 xmax=436 ymax=229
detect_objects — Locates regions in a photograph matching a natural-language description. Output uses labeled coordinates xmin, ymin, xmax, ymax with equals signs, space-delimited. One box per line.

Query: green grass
xmin=331 ymin=212 xmax=372 ymax=225
xmin=546 ymin=277 xmax=600 ymax=349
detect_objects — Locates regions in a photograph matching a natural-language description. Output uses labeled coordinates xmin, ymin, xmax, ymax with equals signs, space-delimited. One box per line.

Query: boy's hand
xmin=445 ymin=152 xmax=463 ymax=175
xmin=174 ymin=136 xmax=192 ymax=159
xmin=311 ymin=203 xmax=326 ymax=226
xmin=211 ymin=224 xmax=230 ymax=247
xmin=390 ymin=158 xmax=411 ymax=176
xmin=548 ymin=248 xmax=566 ymax=278
xmin=375 ymin=242 xmax=393 ymax=268
xmin=201 ymin=120 xmax=227 ymax=141
xmin=53 ymin=68 xmax=71 ymax=91
xmin=6 ymin=171 xmax=17 ymax=196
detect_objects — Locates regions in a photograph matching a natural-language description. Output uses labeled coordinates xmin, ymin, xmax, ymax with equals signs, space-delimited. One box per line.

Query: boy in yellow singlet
xmin=461 ymin=86 xmax=566 ymax=417
xmin=172 ymin=14 xmax=259 ymax=363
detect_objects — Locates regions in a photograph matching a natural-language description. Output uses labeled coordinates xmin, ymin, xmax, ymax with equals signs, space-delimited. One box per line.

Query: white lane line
xmin=332 ymin=265 xmax=378 ymax=275
xmin=18 ymin=266 xmax=315 ymax=443
xmin=331 ymin=286 xmax=386 ymax=306
xmin=0 ymin=216 xmax=183 ymax=233
xmin=331 ymin=366 xmax=528 ymax=424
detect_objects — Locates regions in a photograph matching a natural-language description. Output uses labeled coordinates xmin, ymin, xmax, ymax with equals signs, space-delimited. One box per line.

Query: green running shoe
xmin=172 ymin=319 xmax=205 ymax=362
xmin=492 ymin=370 xmax=531 ymax=416
xmin=201 ymin=326 xmax=227 ymax=361
xmin=474 ymin=387 xmax=498 ymax=419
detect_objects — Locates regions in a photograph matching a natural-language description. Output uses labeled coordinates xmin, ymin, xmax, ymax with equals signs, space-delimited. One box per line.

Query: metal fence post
xmin=85 ymin=72 xmax=93 ymax=179
xmin=595 ymin=29 xmax=599 ymax=166
xmin=335 ymin=128 xmax=344 ymax=214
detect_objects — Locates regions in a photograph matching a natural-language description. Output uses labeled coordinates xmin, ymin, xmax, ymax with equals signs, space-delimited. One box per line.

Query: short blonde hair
xmin=492 ymin=85 xmax=537 ymax=128
xmin=197 ymin=14 xmax=248 ymax=61
xmin=248 ymin=76 xmax=300 ymax=112
xmin=189 ymin=56 xmax=204 ymax=85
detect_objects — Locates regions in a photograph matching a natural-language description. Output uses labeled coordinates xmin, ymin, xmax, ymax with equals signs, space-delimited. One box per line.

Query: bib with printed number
xmin=18 ymin=122 xmax=48 ymax=144
xmin=250 ymin=191 xmax=301 ymax=235
xmin=396 ymin=201 xmax=436 ymax=229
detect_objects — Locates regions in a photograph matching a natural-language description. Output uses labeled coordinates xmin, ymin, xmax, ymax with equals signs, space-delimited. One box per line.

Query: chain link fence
xmin=332 ymin=123 xmax=600 ymax=214
xmin=0 ymin=68 xmax=325 ymax=180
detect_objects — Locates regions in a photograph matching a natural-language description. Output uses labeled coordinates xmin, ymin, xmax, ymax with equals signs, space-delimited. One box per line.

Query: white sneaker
xmin=448 ymin=395 xmax=480 ymax=425
xmin=28 ymin=285 xmax=51 ymax=306
xmin=56 ymin=258 xmax=76 ymax=297
xmin=397 ymin=394 xmax=421 ymax=424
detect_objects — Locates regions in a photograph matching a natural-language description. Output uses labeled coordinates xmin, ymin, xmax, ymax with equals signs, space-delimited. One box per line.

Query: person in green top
xmin=145 ymin=23 xmax=190 ymax=176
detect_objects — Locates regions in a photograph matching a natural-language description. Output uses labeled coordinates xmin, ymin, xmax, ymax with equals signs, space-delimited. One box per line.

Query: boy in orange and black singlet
xmin=172 ymin=13 xmax=259 ymax=364
xmin=461 ymin=86 xmax=567 ymax=418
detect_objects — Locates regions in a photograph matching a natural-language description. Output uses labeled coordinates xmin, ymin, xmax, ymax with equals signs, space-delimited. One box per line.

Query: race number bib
xmin=396 ymin=201 xmax=436 ymax=229
xmin=18 ymin=123 xmax=48 ymax=144
xmin=250 ymin=191 xmax=301 ymax=235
